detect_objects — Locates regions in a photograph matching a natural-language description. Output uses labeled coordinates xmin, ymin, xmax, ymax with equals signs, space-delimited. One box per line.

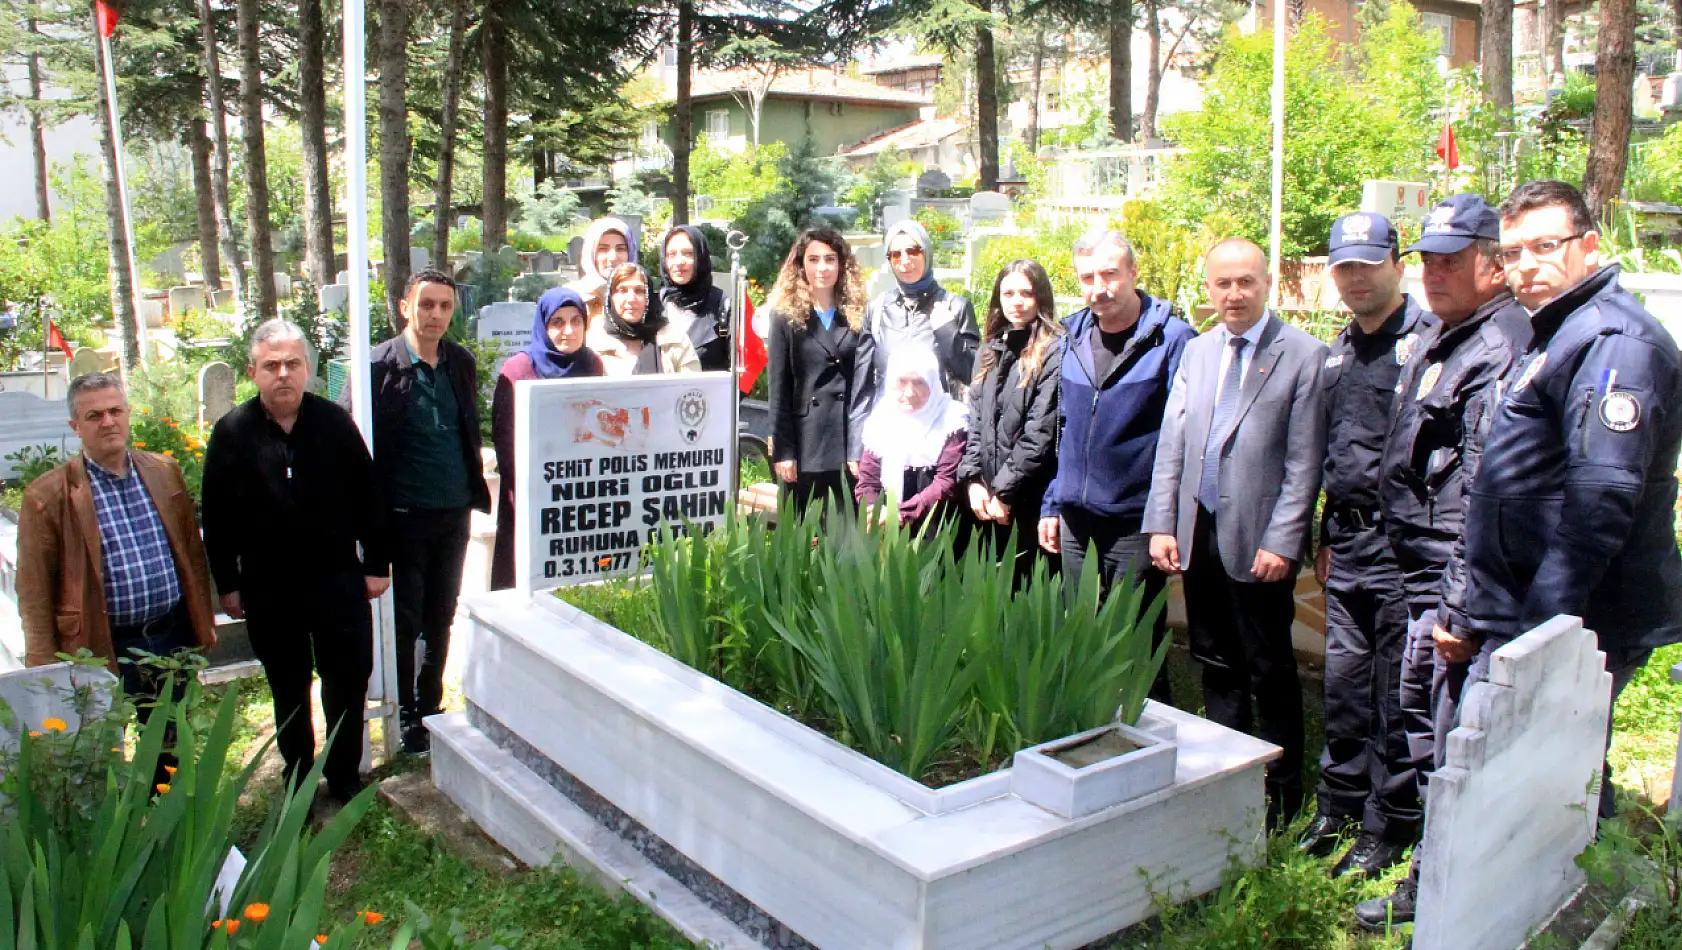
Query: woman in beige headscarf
xmin=567 ymin=216 xmax=634 ymax=322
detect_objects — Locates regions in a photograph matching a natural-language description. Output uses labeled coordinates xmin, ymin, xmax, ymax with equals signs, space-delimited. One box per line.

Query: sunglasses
xmin=888 ymin=246 xmax=925 ymax=261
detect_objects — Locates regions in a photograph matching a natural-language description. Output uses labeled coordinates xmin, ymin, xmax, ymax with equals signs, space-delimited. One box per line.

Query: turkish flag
xmin=95 ymin=0 xmax=120 ymax=38
xmin=47 ymin=320 xmax=73 ymax=359
xmin=1436 ymin=118 xmax=1460 ymax=171
xmin=737 ymin=293 xmax=768 ymax=394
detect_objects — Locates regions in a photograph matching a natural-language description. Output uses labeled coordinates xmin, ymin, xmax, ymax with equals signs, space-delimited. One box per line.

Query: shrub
xmin=513 ymin=180 xmax=582 ymax=236
xmin=4 ymin=444 xmax=64 ymax=490
xmin=129 ymin=407 xmax=207 ymax=502
xmin=967 ymin=222 xmax=1087 ymax=300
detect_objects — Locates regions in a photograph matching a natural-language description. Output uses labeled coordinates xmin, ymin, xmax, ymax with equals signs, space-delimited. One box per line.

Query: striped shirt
xmin=85 ymin=454 xmax=181 ymax=627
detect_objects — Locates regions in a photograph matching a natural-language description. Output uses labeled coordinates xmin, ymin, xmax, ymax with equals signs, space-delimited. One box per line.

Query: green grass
xmin=323 ymin=799 xmax=691 ymax=949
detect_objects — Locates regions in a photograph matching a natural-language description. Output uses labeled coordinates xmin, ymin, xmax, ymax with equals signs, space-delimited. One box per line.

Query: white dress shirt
xmin=1214 ymin=311 xmax=1271 ymax=402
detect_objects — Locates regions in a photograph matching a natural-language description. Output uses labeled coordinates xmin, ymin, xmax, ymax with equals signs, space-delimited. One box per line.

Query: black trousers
xmin=245 ymin=590 xmax=373 ymax=794
xmin=1059 ymin=507 xmax=1172 ymax=704
xmin=390 ymin=507 xmax=471 ymax=727
xmin=781 ymin=470 xmax=852 ymax=519
xmin=110 ymin=599 xmax=195 ymax=789
xmin=1183 ymin=505 xmax=1305 ymax=822
xmin=970 ymin=507 xmax=1057 ymax=588
xmin=1317 ymin=558 xmax=1416 ymax=840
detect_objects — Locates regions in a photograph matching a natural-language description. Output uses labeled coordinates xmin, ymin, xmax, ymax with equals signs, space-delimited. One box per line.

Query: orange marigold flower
xmin=597 ymin=556 xmax=613 ymax=566
xmin=134 ymin=441 xmax=147 ymax=448
xmin=210 ymin=921 xmax=222 ymax=930
xmin=317 ymin=936 xmax=329 ymax=945
xmin=27 ymin=731 xmax=41 ymax=738
xmin=156 ymin=783 xmax=171 ymax=794
xmin=243 ymin=903 xmax=269 ymax=922
xmin=164 ymin=764 xmax=177 ymax=775
xmin=42 ymin=717 xmax=67 ymax=732
xmin=225 ymin=920 xmax=239 ymax=935
xmin=162 ymin=449 xmax=174 ymax=457
xmin=357 ymin=911 xmax=384 ymax=925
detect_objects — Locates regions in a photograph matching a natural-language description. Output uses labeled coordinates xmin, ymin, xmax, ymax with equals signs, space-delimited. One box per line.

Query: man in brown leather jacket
xmin=15 ymin=374 xmax=217 ymax=691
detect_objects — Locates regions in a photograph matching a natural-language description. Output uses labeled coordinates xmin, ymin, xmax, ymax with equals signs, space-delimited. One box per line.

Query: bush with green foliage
xmin=966 ymin=221 xmax=1088 ymax=300
xmin=1158 ymin=7 xmax=1441 ymax=257
xmin=732 ymin=139 xmax=847 ymax=287
xmin=0 ymin=159 xmax=118 ymax=369
xmin=513 ymin=181 xmax=583 ymax=237
xmin=845 ymin=148 xmax=917 ymax=230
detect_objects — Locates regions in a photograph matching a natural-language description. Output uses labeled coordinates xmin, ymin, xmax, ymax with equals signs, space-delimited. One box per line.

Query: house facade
xmin=1250 ymin=0 xmax=1482 ymax=68
xmin=656 ymin=67 xmax=932 ymax=159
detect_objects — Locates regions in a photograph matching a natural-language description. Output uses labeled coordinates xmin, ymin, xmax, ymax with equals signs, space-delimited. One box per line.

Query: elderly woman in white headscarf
xmin=566 ymin=216 xmax=635 ymax=323
xmin=864 ymin=219 xmax=981 ymax=400
xmin=855 ymin=343 xmax=969 ymax=530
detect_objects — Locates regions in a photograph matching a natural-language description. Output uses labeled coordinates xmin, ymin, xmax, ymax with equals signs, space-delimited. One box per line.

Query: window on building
xmin=1420 ymin=13 xmax=1453 ymax=58
xmin=707 ymin=109 xmax=730 ymax=142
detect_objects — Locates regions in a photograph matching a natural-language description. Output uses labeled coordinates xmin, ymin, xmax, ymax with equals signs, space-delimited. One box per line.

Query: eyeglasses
xmin=888 ymin=246 xmax=925 ymax=261
xmin=1494 ymin=234 xmax=1584 ymax=268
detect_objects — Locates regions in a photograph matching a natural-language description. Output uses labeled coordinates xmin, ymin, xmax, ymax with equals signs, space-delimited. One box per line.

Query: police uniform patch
xmin=1325 ymin=354 xmax=1345 ymax=369
xmin=1416 ymin=363 xmax=1443 ymax=400
xmin=1513 ymin=353 xmax=1547 ymax=392
xmin=1599 ymin=391 xmax=1641 ymax=432
xmin=1395 ymin=332 xmax=1420 ymax=365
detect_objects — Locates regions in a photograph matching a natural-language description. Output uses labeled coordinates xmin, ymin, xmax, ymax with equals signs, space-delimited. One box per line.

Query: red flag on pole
xmin=95 ymin=0 xmax=120 ymax=38
xmin=1436 ymin=117 xmax=1460 ymax=171
xmin=47 ymin=320 xmax=73 ymax=359
xmin=737 ymin=293 xmax=768 ymax=394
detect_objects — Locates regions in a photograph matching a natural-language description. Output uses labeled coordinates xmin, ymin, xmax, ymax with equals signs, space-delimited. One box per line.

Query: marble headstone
xmin=533 ymin=250 xmax=558 ymax=273
xmin=477 ymin=301 xmax=536 ymax=374
xmin=67 ymin=348 xmax=104 ymax=380
xmin=197 ymin=361 xmax=237 ymax=430
xmin=272 ymin=272 xmax=293 ymax=300
xmin=411 ymin=247 xmax=432 ymax=273
xmin=916 ymin=168 xmax=951 ymax=197
xmin=1413 ymin=615 xmax=1612 ymax=950
xmin=168 ymin=285 xmax=208 ymax=317
xmin=969 ymin=190 xmax=1011 ymax=225
xmin=318 ymin=283 xmax=350 ymax=315
xmin=566 ymin=237 xmax=584 ymax=271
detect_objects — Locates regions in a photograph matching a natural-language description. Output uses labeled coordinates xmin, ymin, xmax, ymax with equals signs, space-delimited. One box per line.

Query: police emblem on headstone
xmin=1395 ymin=332 xmax=1420 ymax=365
xmin=1417 ymin=363 xmax=1443 ymax=400
xmin=1599 ymin=391 xmax=1641 ymax=432
xmin=676 ymin=388 xmax=708 ymax=445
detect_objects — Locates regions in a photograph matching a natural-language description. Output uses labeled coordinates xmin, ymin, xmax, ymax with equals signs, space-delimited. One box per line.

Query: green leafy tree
xmin=845 ymin=147 xmax=917 ymax=229
xmin=1157 ymin=9 xmax=1441 ymax=257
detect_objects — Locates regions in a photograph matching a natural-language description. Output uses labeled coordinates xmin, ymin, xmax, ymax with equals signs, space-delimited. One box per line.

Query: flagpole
xmin=98 ymin=24 xmax=147 ymax=368
xmin=1267 ymin=0 xmax=1286 ymax=310
xmin=727 ymin=228 xmax=747 ymax=503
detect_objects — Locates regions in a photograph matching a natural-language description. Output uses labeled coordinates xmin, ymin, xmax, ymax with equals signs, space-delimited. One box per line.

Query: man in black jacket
xmin=203 ymin=319 xmax=390 ymax=805
xmin=341 ymin=269 xmax=491 ymax=754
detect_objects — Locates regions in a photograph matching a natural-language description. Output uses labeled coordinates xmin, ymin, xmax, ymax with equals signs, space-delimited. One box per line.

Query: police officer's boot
xmin=1297 ymin=812 xmax=1357 ymax=858
xmin=1334 ymin=831 xmax=1411 ymax=878
xmin=1354 ymin=877 xmax=1417 ymax=933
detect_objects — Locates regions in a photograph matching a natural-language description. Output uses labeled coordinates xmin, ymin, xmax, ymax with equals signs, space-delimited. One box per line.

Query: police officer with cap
xmin=1353 ymin=193 xmax=1531 ymax=933
xmin=1299 ymin=212 xmax=1437 ymax=879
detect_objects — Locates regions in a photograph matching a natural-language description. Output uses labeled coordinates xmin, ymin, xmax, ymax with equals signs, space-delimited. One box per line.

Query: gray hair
xmin=1072 ymin=229 xmax=1137 ymax=268
xmin=248 ymin=318 xmax=318 ymax=376
xmin=67 ymin=372 xmax=125 ymax=416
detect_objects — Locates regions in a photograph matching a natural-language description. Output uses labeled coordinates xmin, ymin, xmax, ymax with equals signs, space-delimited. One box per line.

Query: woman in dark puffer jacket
xmin=956 ymin=259 xmax=1064 ymax=584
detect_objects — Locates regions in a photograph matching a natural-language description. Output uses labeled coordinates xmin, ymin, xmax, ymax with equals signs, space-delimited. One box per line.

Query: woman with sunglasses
xmin=956 ymin=259 xmax=1064 ymax=583
xmin=865 ymin=220 xmax=980 ymax=400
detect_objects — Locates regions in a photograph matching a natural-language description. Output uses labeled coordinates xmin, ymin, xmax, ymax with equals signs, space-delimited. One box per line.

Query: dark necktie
xmin=1198 ymin=336 xmax=1250 ymax=512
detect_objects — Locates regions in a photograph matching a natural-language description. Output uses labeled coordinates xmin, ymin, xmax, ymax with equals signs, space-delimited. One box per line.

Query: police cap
xmin=1406 ymin=194 xmax=1500 ymax=255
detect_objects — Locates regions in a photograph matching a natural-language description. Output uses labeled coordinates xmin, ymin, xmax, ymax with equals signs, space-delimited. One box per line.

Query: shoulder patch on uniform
xmin=1599 ymin=391 xmax=1641 ymax=432
xmin=1416 ymin=363 xmax=1443 ymax=400
xmin=1395 ymin=332 xmax=1420 ymax=365
xmin=1325 ymin=354 xmax=1345 ymax=369
xmin=1513 ymin=353 xmax=1547 ymax=392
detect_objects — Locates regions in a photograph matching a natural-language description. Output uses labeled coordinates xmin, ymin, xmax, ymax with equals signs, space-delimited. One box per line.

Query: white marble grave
xmin=0 ymin=391 xmax=78 ymax=479
xmin=319 ymin=283 xmax=350 ymax=314
xmin=430 ymin=592 xmax=1279 ymax=950
xmin=198 ymin=361 xmax=237 ymax=430
xmin=67 ymin=348 xmax=104 ymax=380
xmin=411 ymin=247 xmax=432 ymax=273
xmin=168 ymin=285 xmax=208 ymax=316
xmin=0 ymin=662 xmax=117 ymax=754
xmin=476 ymin=301 xmax=535 ymax=373
xmin=969 ymin=190 xmax=1012 ymax=226
xmin=272 ymin=272 xmax=293 ymax=299
xmin=1413 ymin=615 xmax=1612 ymax=950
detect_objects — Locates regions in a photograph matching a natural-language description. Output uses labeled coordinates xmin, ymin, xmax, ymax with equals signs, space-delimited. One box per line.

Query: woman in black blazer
xmin=766 ymin=225 xmax=875 ymax=514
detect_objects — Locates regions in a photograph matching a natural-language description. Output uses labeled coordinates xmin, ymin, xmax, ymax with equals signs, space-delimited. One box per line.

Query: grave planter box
xmin=430 ymin=591 xmax=1280 ymax=950
xmin=1010 ymin=720 xmax=1178 ymax=820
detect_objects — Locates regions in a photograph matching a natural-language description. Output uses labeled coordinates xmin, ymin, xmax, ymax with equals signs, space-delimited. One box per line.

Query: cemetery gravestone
xmin=882 ymin=188 xmax=912 ymax=230
xmin=0 ymin=392 xmax=80 ymax=479
xmin=197 ymin=361 xmax=237 ymax=430
xmin=67 ymin=348 xmax=104 ymax=380
xmin=138 ymin=294 xmax=167 ymax=329
xmin=411 ymin=247 xmax=431 ymax=273
xmin=477 ymin=302 xmax=536 ymax=374
xmin=210 ymin=290 xmax=234 ymax=311
xmin=916 ymin=168 xmax=952 ymax=197
xmin=566 ymin=237 xmax=584 ymax=273
xmin=616 ymin=215 xmax=644 ymax=256
xmin=168 ymin=285 xmax=208 ymax=318
xmin=969 ymin=191 xmax=1012 ymax=226
xmin=533 ymin=250 xmax=558 ymax=274
xmin=272 ymin=272 xmax=293 ymax=300
xmin=319 ymin=283 xmax=350 ymax=315
xmin=337 ymin=270 xmax=352 ymax=286
xmin=1412 ymin=615 xmax=1612 ymax=950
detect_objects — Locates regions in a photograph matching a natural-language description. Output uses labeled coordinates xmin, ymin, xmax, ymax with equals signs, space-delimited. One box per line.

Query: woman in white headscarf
xmin=567 ymin=216 xmax=635 ymax=323
xmin=855 ymin=343 xmax=968 ymax=530
xmin=864 ymin=219 xmax=980 ymax=400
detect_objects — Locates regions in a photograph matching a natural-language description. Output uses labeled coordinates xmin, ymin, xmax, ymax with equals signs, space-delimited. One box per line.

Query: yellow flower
xmin=155 ymin=783 xmax=170 ymax=794
xmin=134 ymin=441 xmax=147 ymax=448
xmin=42 ymin=717 xmax=66 ymax=732
xmin=27 ymin=731 xmax=41 ymax=738
xmin=162 ymin=449 xmax=174 ymax=457
xmin=243 ymin=903 xmax=269 ymax=922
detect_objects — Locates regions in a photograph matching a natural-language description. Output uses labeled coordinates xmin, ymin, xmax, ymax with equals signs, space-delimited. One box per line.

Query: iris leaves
xmin=642 ymin=500 xmax=1170 ymax=785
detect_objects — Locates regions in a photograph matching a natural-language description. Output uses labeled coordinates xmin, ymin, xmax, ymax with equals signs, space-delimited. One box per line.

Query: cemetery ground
xmin=207 ymin=631 xmax=1682 ymax=949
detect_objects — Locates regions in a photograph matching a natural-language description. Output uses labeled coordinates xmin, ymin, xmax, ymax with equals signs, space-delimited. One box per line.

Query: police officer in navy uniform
xmin=1360 ymin=179 xmax=1682 ymax=933
xmin=1354 ymin=194 xmax=1531 ymax=933
xmin=1299 ymin=213 xmax=1438 ymax=879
